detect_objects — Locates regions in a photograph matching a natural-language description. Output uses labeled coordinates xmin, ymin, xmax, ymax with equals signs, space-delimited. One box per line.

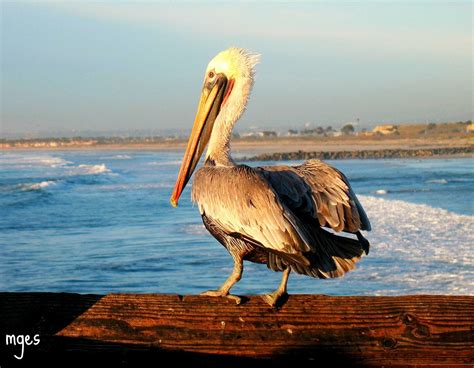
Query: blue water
xmin=1 ymin=151 xmax=473 ymax=295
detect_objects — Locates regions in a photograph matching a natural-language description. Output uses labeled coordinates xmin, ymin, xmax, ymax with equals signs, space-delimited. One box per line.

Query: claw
xmin=225 ymin=294 xmax=242 ymax=304
xmin=201 ymin=290 xmax=223 ymax=297
xmin=261 ymin=291 xmax=288 ymax=308
xmin=201 ymin=290 xmax=242 ymax=305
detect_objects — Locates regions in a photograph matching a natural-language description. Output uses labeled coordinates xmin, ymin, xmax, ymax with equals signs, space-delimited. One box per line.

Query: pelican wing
xmin=192 ymin=165 xmax=315 ymax=262
xmin=260 ymin=159 xmax=371 ymax=233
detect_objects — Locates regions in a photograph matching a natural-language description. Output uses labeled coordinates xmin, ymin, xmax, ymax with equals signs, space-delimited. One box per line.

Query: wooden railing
xmin=0 ymin=293 xmax=472 ymax=367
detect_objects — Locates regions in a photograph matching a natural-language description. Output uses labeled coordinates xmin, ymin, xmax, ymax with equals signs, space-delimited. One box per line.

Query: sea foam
xmin=19 ymin=180 xmax=57 ymax=191
xmin=0 ymin=153 xmax=71 ymax=168
xmin=357 ymin=195 xmax=474 ymax=294
xmin=70 ymin=164 xmax=111 ymax=175
xmin=93 ymin=183 xmax=174 ymax=191
xmin=147 ymin=161 xmax=182 ymax=166
xmin=180 ymin=195 xmax=474 ymax=294
xmin=426 ymin=179 xmax=448 ymax=184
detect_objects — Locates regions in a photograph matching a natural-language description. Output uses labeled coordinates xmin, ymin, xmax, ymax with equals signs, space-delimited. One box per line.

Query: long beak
xmin=170 ymin=75 xmax=228 ymax=207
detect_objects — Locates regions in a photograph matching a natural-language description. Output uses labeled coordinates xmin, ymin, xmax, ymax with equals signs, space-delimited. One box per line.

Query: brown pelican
xmin=171 ymin=48 xmax=371 ymax=307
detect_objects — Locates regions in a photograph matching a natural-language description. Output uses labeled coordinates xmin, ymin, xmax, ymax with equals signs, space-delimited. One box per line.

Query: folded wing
xmin=192 ymin=161 xmax=370 ymax=278
xmin=260 ymin=159 xmax=371 ymax=233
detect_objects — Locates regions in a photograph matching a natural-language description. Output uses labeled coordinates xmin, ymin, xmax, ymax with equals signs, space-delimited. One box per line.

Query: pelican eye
xmin=208 ymin=71 xmax=215 ymax=79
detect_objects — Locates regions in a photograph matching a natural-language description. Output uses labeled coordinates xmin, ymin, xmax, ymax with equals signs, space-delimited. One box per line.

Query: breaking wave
xmin=357 ymin=195 xmax=474 ymax=295
xmin=0 ymin=153 xmax=71 ymax=168
xmin=68 ymin=164 xmax=111 ymax=175
xmin=19 ymin=180 xmax=57 ymax=191
xmin=426 ymin=178 xmax=448 ymax=184
xmin=147 ymin=160 xmax=181 ymax=166
xmin=94 ymin=183 xmax=174 ymax=191
xmin=0 ymin=154 xmax=111 ymax=176
xmin=374 ymin=188 xmax=433 ymax=195
xmin=100 ymin=154 xmax=132 ymax=160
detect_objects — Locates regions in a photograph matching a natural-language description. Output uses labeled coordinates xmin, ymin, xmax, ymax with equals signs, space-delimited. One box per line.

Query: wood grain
xmin=58 ymin=294 xmax=473 ymax=364
xmin=1 ymin=293 xmax=473 ymax=367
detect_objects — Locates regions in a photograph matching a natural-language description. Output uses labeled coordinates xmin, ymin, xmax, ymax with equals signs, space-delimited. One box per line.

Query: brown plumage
xmin=170 ymin=48 xmax=371 ymax=306
xmin=192 ymin=161 xmax=370 ymax=281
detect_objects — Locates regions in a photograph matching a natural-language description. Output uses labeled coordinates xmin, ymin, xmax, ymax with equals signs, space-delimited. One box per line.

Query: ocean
xmin=1 ymin=150 xmax=472 ymax=296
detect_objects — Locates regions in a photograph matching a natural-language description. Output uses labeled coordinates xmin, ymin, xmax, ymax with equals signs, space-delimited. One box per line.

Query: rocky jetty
xmin=244 ymin=146 xmax=474 ymax=161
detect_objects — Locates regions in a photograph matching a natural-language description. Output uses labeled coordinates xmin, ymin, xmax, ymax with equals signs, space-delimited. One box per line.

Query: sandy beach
xmin=230 ymin=136 xmax=474 ymax=156
xmin=3 ymin=135 xmax=473 ymax=159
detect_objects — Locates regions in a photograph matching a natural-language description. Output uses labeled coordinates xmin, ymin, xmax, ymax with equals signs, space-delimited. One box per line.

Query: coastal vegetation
xmin=1 ymin=121 xmax=472 ymax=154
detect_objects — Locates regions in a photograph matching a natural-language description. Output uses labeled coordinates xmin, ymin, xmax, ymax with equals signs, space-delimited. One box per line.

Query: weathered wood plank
xmin=58 ymin=293 xmax=474 ymax=364
xmin=1 ymin=293 xmax=473 ymax=367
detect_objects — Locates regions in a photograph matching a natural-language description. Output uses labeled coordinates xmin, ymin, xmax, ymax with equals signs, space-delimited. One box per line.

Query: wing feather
xmin=261 ymin=160 xmax=371 ymax=232
xmin=191 ymin=161 xmax=370 ymax=277
xmin=192 ymin=165 xmax=312 ymax=260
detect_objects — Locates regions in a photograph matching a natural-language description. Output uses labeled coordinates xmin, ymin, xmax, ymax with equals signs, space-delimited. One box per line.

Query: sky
xmin=1 ymin=1 xmax=472 ymax=137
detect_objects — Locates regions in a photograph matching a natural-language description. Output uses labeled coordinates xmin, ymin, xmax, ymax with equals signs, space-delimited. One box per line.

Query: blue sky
xmin=1 ymin=1 xmax=472 ymax=136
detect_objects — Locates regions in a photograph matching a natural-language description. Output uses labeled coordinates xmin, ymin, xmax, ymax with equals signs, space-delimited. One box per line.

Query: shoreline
xmin=243 ymin=146 xmax=474 ymax=161
xmin=1 ymin=137 xmax=473 ymax=160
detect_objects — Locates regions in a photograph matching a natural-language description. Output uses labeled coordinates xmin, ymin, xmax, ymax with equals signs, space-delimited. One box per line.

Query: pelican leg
xmin=201 ymin=255 xmax=243 ymax=304
xmin=262 ymin=268 xmax=290 ymax=308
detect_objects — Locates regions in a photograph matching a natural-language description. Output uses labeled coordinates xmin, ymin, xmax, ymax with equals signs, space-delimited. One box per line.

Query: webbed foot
xmin=201 ymin=290 xmax=242 ymax=305
xmin=261 ymin=290 xmax=288 ymax=308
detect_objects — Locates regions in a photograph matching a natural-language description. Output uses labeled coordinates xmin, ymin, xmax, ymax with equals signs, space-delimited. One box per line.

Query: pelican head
xmin=170 ymin=47 xmax=259 ymax=207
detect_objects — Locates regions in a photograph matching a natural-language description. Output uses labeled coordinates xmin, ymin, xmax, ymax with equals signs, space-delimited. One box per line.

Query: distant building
xmin=373 ymin=124 xmax=398 ymax=135
xmin=261 ymin=130 xmax=277 ymax=137
xmin=466 ymin=123 xmax=474 ymax=133
xmin=242 ymin=130 xmax=277 ymax=138
xmin=301 ymin=127 xmax=325 ymax=136
xmin=242 ymin=131 xmax=261 ymax=138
